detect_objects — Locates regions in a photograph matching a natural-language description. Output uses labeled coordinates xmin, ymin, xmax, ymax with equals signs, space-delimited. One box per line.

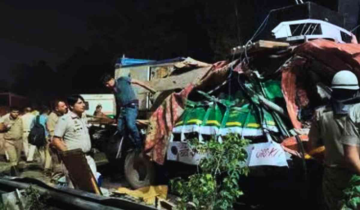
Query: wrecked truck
xmin=87 ymin=4 xmax=360 ymax=205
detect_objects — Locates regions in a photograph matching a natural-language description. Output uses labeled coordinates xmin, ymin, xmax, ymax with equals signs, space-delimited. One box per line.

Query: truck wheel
xmin=124 ymin=151 xmax=155 ymax=189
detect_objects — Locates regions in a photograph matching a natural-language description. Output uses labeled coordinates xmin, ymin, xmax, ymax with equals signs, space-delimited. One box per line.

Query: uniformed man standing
xmin=47 ymin=100 xmax=68 ymax=138
xmin=342 ymin=105 xmax=360 ymax=175
xmin=101 ymin=74 xmax=156 ymax=152
xmin=21 ymin=107 xmax=34 ymax=160
xmin=1 ymin=106 xmax=23 ymax=175
xmin=52 ymin=95 xmax=96 ymax=177
xmin=308 ymin=70 xmax=360 ymax=209
xmin=47 ymin=100 xmax=67 ymax=172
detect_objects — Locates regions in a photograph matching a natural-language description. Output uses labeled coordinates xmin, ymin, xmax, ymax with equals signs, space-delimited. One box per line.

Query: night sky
xmin=0 ymin=0 xmax=117 ymax=83
xmin=0 ymin=0 xmax=340 ymax=89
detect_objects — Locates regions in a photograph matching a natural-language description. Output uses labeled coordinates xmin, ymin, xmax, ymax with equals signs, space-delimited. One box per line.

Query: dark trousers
xmin=117 ymin=106 xmax=142 ymax=149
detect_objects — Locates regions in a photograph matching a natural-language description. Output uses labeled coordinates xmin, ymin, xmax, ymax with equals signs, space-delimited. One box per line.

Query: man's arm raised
xmin=131 ymin=79 xmax=156 ymax=94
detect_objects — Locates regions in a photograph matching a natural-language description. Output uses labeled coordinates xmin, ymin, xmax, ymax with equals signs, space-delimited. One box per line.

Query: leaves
xmin=171 ymin=134 xmax=249 ymax=210
xmin=350 ymin=176 xmax=360 ymax=185
xmin=24 ymin=186 xmax=49 ymax=210
xmin=349 ymin=197 xmax=360 ymax=208
xmin=342 ymin=175 xmax=360 ymax=209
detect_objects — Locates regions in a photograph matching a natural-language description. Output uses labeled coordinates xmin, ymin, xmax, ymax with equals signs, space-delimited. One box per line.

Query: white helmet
xmin=331 ymin=70 xmax=359 ymax=90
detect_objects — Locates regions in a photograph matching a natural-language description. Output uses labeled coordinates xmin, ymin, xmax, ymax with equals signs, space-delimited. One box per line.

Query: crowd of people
xmin=0 ymin=73 xmax=156 ymax=188
xmin=0 ymin=99 xmax=68 ymax=176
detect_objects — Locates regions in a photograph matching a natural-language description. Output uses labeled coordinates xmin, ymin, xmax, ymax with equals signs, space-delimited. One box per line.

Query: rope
xmin=351 ymin=24 xmax=360 ymax=33
xmin=239 ymin=14 xmax=270 ymax=64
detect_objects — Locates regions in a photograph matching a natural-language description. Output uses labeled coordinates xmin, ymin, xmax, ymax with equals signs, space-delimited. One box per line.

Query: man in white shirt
xmin=52 ymin=95 xmax=96 ymax=185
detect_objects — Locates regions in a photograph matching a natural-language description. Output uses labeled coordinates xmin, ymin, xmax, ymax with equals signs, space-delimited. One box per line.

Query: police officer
xmin=309 ymin=70 xmax=360 ymax=209
xmin=1 ymin=107 xmax=23 ymax=175
xmin=47 ymin=100 xmax=67 ymax=172
xmin=52 ymin=95 xmax=96 ymax=177
xmin=101 ymin=74 xmax=156 ymax=152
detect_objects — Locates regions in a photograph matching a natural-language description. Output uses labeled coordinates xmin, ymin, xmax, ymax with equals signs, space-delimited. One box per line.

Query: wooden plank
xmin=138 ymin=66 xmax=212 ymax=94
xmin=60 ymin=149 xmax=102 ymax=195
xmin=231 ymin=40 xmax=290 ymax=55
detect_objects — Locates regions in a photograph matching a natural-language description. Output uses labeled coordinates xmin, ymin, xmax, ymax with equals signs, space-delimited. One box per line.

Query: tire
xmin=124 ymin=151 xmax=155 ymax=189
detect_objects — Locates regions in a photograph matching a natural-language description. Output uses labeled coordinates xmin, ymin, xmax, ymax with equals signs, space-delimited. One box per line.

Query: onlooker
xmin=47 ymin=100 xmax=67 ymax=172
xmin=1 ymin=106 xmax=23 ymax=175
xmin=30 ymin=106 xmax=51 ymax=174
xmin=92 ymin=104 xmax=114 ymax=124
xmin=27 ymin=106 xmax=50 ymax=162
xmin=93 ymin=104 xmax=104 ymax=117
xmin=31 ymin=106 xmax=39 ymax=116
xmin=0 ymin=107 xmax=9 ymax=161
xmin=21 ymin=107 xmax=35 ymax=159
xmin=47 ymin=100 xmax=68 ymax=138
xmin=52 ymin=95 xmax=97 ymax=185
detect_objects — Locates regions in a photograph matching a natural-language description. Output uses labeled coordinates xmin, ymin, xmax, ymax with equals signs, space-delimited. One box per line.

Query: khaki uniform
xmin=342 ymin=103 xmax=360 ymax=146
xmin=21 ymin=113 xmax=35 ymax=158
xmin=339 ymin=104 xmax=360 ymax=210
xmin=46 ymin=112 xmax=61 ymax=171
xmin=47 ymin=112 xmax=59 ymax=138
xmin=54 ymin=111 xmax=96 ymax=176
xmin=309 ymin=106 xmax=353 ymax=210
xmin=0 ymin=114 xmax=23 ymax=166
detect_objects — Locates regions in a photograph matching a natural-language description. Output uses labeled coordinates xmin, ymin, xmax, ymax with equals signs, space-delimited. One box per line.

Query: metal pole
xmin=0 ymin=178 xmax=156 ymax=210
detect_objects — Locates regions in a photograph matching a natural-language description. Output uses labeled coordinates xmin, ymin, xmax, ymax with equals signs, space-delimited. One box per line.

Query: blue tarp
xmin=115 ymin=58 xmax=154 ymax=67
xmin=115 ymin=57 xmax=185 ymax=68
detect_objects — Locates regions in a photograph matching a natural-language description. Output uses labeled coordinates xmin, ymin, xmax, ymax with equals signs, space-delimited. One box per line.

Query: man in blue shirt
xmin=29 ymin=106 xmax=52 ymax=175
xmin=101 ymin=74 xmax=156 ymax=151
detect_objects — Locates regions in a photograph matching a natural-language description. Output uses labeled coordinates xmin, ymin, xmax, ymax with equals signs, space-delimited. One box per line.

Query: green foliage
xmin=24 ymin=186 xmax=49 ymax=210
xmin=0 ymin=202 xmax=10 ymax=210
xmin=171 ymin=134 xmax=250 ymax=210
xmin=0 ymin=186 xmax=49 ymax=210
xmin=342 ymin=175 xmax=360 ymax=209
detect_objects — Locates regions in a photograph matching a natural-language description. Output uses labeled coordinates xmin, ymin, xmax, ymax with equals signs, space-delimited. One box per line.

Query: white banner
xmin=167 ymin=142 xmax=207 ymax=165
xmin=167 ymin=141 xmax=288 ymax=167
xmin=249 ymin=141 xmax=288 ymax=167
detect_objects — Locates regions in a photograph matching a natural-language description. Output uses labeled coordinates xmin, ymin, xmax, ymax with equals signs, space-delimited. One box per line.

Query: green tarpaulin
xmin=173 ymin=80 xmax=282 ymax=137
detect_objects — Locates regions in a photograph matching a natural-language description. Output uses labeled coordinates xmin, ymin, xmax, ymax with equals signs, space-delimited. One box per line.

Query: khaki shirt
xmin=47 ymin=112 xmax=59 ymax=137
xmin=342 ymin=104 xmax=360 ymax=147
xmin=309 ymin=106 xmax=349 ymax=167
xmin=0 ymin=114 xmax=23 ymax=141
xmin=21 ymin=113 xmax=35 ymax=132
xmin=54 ymin=111 xmax=91 ymax=153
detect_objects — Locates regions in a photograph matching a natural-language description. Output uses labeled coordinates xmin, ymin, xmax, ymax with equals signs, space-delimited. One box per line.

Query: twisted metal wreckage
xmin=4 ymin=2 xmax=360 ymax=209
xmin=143 ymin=39 xmax=360 ymax=170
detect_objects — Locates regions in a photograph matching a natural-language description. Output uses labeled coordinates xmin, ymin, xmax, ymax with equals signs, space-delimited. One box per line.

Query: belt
xmin=120 ymin=100 xmax=139 ymax=108
xmin=23 ymin=131 xmax=30 ymax=133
